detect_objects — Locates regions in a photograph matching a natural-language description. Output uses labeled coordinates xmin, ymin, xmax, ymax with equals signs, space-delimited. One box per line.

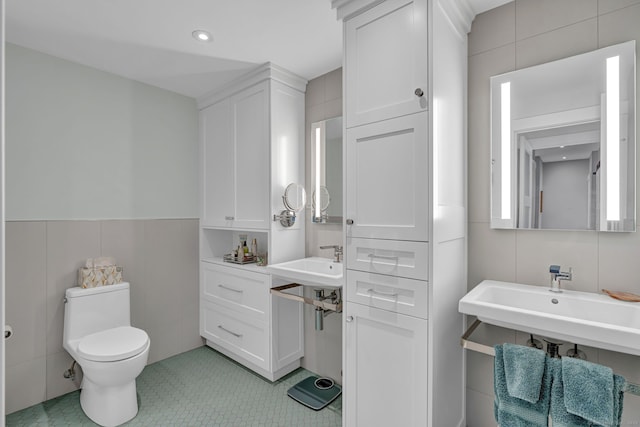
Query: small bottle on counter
xmin=251 ymin=238 xmax=258 ymax=257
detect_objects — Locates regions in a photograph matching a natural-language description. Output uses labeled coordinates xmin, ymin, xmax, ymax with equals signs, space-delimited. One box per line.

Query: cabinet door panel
xmin=201 ymin=100 xmax=234 ymax=227
xmin=344 ymin=302 xmax=428 ymax=426
xmin=346 ymin=113 xmax=428 ymax=240
xmin=233 ymin=83 xmax=270 ymax=229
xmin=345 ymin=0 xmax=427 ymax=127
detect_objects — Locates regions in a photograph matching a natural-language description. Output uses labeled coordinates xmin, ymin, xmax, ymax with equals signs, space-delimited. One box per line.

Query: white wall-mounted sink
xmin=267 ymin=257 xmax=344 ymax=288
xmin=459 ymin=280 xmax=640 ymax=356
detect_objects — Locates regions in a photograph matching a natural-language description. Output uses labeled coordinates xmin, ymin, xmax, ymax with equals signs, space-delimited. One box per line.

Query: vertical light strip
xmin=314 ymin=126 xmax=321 ymax=220
xmin=501 ymin=82 xmax=511 ymax=219
xmin=606 ymin=56 xmax=620 ymax=221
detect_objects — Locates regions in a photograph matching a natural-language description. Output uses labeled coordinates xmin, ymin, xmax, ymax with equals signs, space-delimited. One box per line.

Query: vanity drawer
xmin=346 ymin=237 xmax=428 ymax=281
xmin=201 ymin=300 xmax=269 ymax=371
xmin=346 ymin=270 xmax=428 ymax=319
xmin=201 ymin=262 xmax=269 ymax=320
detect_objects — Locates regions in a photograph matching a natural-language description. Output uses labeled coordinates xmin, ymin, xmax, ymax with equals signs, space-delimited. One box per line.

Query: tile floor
xmin=6 ymin=346 xmax=342 ymax=426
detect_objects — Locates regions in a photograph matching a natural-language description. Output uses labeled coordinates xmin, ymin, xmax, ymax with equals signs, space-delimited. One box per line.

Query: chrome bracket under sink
xmin=270 ymin=283 xmax=343 ymax=313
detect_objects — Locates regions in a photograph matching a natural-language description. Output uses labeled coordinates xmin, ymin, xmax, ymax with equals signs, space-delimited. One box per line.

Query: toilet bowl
xmin=63 ymin=283 xmax=150 ymax=427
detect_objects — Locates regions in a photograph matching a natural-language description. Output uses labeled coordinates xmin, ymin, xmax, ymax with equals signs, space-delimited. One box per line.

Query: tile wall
xmin=5 ymin=219 xmax=202 ymax=414
xmin=467 ymin=1 xmax=640 ymax=425
xmin=302 ymin=68 xmax=344 ymax=384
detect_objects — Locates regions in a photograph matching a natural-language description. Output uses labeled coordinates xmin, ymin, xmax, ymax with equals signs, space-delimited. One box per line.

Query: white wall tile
xmin=468 ymin=223 xmax=517 ymax=288
xmin=5 ymin=222 xmax=47 ymax=367
xmin=5 ymin=357 xmax=46 ymax=414
xmin=46 ymin=350 xmax=82 ymax=400
xmin=515 ymin=230 xmax=598 ymax=291
xmin=466 ymin=388 xmax=497 ymax=427
xmin=515 ymin=0 xmax=597 ymax=40
xmin=515 ymin=19 xmax=598 ymax=69
xmin=469 ymin=2 xmax=515 ymax=56
xmin=598 ymin=0 xmax=640 ymax=16
xmin=100 ymin=220 xmax=146 ymax=326
xmin=46 ymin=221 xmax=101 ymax=356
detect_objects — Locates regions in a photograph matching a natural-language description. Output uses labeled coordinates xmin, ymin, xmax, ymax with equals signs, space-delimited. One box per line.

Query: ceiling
xmin=6 ymin=0 xmax=509 ymax=100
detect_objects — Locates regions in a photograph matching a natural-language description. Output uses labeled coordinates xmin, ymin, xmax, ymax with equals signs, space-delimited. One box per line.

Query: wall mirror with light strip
xmin=490 ymin=41 xmax=636 ymax=231
xmin=311 ymin=116 xmax=343 ymax=224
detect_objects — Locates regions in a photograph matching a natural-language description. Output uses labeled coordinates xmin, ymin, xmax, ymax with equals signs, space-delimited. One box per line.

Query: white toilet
xmin=63 ymin=282 xmax=150 ymax=427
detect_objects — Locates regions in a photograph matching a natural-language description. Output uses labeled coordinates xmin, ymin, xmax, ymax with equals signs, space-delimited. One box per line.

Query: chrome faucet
xmin=549 ymin=265 xmax=572 ymax=293
xmin=320 ymin=245 xmax=343 ymax=263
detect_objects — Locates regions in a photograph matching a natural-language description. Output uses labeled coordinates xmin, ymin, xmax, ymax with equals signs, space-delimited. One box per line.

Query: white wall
xmin=467 ymin=1 xmax=640 ymax=425
xmin=5 ymin=43 xmax=198 ymax=220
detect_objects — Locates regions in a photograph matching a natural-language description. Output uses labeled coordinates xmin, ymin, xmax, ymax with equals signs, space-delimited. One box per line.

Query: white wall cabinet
xmin=344 ymin=302 xmax=428 ymax=426
xmin=201 ymin=82 xmax=269 ymax=230
xmin=336 ymin=0 xmax=469 ymax=425
xmin=344 ymin=0 xmax=428 ymax=128
xmin=345 ymin=113 xmax=429 ymax=240
xmin=198 ymin=64 xmax=307 ymax=381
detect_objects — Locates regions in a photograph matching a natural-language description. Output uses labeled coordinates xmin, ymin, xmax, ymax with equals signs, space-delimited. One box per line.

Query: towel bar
xmin=460 ymin=319 xmax=640 ymax=397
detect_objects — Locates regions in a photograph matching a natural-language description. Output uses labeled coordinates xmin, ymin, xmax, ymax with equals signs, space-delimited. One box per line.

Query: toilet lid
xmin=77 ymin=326 xmax=149 ymax=362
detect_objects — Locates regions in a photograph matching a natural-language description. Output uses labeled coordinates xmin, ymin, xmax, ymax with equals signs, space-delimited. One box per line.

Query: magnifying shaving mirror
xmin=273 ymin=183 xmax=306 ymax=227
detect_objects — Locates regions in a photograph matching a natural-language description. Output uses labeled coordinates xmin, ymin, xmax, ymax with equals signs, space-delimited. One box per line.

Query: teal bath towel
xmin=503 ymin=343 xmax=547 ymax=403
xmin=494 ymin=344 xmax=552 ymax=426
xmin=550 ymin=357 xmax=626 ymax=427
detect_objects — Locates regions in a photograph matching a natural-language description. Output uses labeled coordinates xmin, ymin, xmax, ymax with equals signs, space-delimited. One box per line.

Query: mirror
xmin=274 ymin=183 xmax=306 ymax=227
xmin=311 ymin=116 xmax=343 ymax=224
xmin=490 ymin=41 xmax=636 ymax=231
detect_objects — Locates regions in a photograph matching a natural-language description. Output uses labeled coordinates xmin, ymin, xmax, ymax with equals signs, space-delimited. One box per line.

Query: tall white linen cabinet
xmin=333 ymin=0 xmax=470 ymax=425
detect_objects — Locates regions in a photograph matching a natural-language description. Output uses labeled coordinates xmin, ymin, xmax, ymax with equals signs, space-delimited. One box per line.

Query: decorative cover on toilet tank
xmin=77 ymin=256 xmax=123 ymax=288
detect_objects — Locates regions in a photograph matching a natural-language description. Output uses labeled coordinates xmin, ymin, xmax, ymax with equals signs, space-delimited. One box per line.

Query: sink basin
xmin=267 ymin=257 xmax=344 ymax=288
xmin=459 ymin=280 xmax=640 ymax=356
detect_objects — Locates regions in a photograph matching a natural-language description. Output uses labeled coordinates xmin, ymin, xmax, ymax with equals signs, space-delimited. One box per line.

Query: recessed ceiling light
xmin=192 ymin=30 xmax=213 ymax=42
xmin=562 ymin=156 xmax=567 ymax=160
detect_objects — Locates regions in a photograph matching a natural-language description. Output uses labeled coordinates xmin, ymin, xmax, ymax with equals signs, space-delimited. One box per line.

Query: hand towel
xmin=550 ymin=357 xmax=626 ymax=427
xmin=503 ymin=343 xmax=547 ymax=403
xmin=494 ymin=344 xmax=551 ymax=426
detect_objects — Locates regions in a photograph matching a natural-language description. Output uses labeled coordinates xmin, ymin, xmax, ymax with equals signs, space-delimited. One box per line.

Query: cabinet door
xmin=344 ymin=302 xmax=428 ymax=426
xmin=201 ymin=99 xmax=235 ymax=227
xmin=232 ymin=83 xmax=270 ymax=229
xmin=345 ymin=113 xmax=428 ymax=240
xmin=345 ymin=0 xmax=428 ymax=128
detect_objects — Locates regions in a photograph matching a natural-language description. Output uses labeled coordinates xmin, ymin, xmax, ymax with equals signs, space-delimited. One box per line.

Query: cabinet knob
xmin=414 ymin=88 xmax=424 ymax=97
xmin=346 ymin=316 xmax=354 ymax=323
xmin=346 ymin=219 xmax=354 ymax=225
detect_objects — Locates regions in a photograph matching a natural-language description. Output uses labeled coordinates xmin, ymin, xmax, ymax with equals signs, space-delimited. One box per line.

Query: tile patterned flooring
xmin=6 ymin=346 xmax=342 ymax=426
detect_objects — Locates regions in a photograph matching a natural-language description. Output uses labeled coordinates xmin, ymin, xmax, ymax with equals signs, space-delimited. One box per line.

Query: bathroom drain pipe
xmin=314 ymin=289 xmax=324 ymax=331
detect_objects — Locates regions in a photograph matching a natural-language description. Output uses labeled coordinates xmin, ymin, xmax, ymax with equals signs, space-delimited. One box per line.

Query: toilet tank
xmin=64 ymin=282 xmax=132 ymax=343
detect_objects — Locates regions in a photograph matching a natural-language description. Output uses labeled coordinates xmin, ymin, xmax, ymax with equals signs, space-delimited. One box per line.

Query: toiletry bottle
xmin=251 ymin=238 xmax=258 ymax=256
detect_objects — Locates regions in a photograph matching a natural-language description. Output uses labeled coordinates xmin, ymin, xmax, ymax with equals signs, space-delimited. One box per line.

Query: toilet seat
xmin=77 ymin=326 xmax=149 ymax=362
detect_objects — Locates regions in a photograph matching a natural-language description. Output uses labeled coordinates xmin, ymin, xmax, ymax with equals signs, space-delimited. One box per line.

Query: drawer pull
xmin=367 ymin=288 xmax=399 ymax=298
xmin=368 ymin=253 xmax=399 ymax=262
xmin=218 ymin=325 xmax=243 ymax=338
xmin=218 ymin=284 xmax=243 ymax=293
xmin=225 ymin=216 xmax=235 ymax=221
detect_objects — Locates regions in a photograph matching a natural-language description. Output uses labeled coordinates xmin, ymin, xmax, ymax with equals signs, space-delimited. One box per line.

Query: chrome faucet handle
xmin=320 ymin=245 xmax=343 ymax=262
xmin=549 ymin=265 xmax=572 ymax=293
